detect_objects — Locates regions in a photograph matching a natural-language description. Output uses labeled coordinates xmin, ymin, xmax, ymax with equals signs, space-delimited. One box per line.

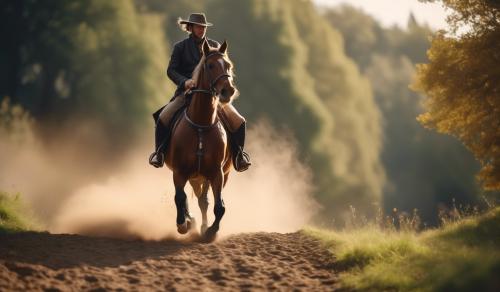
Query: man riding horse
xmin=149 ymin=13 xmax=251 ymax=172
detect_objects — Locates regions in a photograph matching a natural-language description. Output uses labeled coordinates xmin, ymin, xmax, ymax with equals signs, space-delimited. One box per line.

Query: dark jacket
xmin=167 ymin=34 xmax=220 ymax=96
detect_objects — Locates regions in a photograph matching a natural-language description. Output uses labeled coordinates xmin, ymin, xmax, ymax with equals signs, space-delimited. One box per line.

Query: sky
xmin=313 ymin=0 xmax=449 ymax=29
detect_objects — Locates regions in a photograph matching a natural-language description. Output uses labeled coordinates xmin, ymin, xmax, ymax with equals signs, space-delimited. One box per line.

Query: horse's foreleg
xmin=205 ymin=170 xmax=225 ymax=240
xmin=173 ymin=172 xmax=192 ymax=234
xmin=198 ymin=180 xmax=210 ymax=234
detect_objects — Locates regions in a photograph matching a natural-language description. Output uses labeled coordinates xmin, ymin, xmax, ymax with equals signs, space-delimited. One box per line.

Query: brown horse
xmin=164 ymin=39 xmax=237 ymax=240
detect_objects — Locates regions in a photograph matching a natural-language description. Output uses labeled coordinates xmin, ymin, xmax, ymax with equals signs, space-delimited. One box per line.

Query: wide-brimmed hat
xmin=178 ymin=13 xmax=213 ymax=27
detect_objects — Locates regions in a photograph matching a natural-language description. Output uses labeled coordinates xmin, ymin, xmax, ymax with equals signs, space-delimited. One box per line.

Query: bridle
xmin=190 ymin=51 xmax=231 ymax=97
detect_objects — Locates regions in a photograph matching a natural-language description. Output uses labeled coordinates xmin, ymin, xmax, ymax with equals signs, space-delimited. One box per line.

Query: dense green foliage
xmin=414 ymin=0 xmax=500 ymax=191
xmin=306 ymin=207 xmax=500 ymax=291
xmin=323 ymin=5 xmax=481 ymax=223
xmin=0 ymin=0 xmax=169 ymax=144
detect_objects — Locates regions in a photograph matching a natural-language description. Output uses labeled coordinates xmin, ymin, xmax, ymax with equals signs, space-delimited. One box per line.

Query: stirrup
xmin=234 ymin=150 xmax=251 ymax=172
xmin=149 ymin=152 xmax=165 ymax=168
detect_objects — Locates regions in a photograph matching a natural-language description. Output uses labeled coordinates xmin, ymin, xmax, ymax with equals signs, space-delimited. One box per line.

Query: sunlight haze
xmin=313 ymin=0 xmax=448 ymax=29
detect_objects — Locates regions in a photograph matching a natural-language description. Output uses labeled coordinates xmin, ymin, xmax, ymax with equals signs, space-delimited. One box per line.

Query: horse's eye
xmin=208 ymin=63 xmax=214 ymax=70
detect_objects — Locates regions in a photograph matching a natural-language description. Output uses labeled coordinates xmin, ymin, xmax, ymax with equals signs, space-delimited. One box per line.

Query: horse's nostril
xmin=220 ymin=88 xmax=227 ymax=96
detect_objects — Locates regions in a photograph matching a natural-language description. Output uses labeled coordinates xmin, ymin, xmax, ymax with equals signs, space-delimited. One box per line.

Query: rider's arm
xmin=167 ymin=41 xmax=189 ymax=90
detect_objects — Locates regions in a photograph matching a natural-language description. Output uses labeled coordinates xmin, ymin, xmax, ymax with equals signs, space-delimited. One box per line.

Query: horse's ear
xmin=202 ymin=40 xmax=211 ymax=56
xmin=219 ymin=40 xmax=228 ymax=54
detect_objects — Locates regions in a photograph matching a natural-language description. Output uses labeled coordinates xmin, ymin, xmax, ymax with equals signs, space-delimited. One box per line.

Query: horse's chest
xmin=170 ymin=121 xmax=228 ymax=168
xmin=198 ymin=123 xmax=227 ymax=153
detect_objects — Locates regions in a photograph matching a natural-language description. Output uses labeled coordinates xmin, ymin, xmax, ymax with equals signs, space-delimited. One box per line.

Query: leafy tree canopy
xmin=414 ymin=0 xmax=500 ymax=191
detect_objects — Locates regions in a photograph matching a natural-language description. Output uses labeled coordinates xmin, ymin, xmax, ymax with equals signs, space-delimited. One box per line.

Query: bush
xmin=0 ymin=191 xmax=38 ymax=233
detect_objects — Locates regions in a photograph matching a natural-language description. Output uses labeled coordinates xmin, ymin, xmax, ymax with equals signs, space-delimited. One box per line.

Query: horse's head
xmin=200 ymin=40 xmax=238 ymax=104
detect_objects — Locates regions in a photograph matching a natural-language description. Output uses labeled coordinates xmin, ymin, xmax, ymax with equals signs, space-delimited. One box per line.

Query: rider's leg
xmin=220 ymin=104 xmax=251 ymax=172
xmin=149 ymin=120 xmax=169 ymax=168
xmin=149 ymin=94 xmax=187 ymax=168
xmin=231 ymin=121 xmax=251 ymax=172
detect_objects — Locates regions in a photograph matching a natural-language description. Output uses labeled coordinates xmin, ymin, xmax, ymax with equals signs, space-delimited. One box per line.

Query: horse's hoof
xmin=204 ymin=225 xmax=218 ymax=242
xmin=177 ymin=221 xmax=189 ymax=234
xmin=200 ymin=224 xmax=208 ymax=235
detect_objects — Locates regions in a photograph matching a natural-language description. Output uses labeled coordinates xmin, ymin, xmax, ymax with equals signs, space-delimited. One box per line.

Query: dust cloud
xmin=2 ymin=120 xmax=318 ymax=240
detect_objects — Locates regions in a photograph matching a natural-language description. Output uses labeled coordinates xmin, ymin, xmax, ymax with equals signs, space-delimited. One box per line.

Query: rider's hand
xmin=184 ymin=79 xmax=196 ymax=89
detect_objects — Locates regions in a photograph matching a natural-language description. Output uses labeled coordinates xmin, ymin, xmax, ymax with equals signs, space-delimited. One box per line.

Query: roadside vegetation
xmin=0 ymin=191 xmax=39 ymax=233
xmin=305 ymin=205 xmax=500 ymax=291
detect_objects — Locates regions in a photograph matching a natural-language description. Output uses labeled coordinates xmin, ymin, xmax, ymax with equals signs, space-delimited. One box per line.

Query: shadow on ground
xmin=0 ymin=229 xmax=196 ymax=269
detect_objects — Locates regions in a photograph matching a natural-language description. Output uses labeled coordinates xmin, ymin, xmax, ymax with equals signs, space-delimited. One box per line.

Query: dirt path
xmin=0 ymin=231 xmax=340 ymax=291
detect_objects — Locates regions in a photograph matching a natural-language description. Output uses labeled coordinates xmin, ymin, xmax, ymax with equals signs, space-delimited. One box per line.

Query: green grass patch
xmin=305 ymin=207 xmax=500 ymax=291
xmin=0 ymin=191 xmax=39 ymax=233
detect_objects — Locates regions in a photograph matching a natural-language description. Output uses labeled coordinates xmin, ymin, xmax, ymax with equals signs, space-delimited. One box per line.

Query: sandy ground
xmin=0 ymin=231 xmax=340 ymax=291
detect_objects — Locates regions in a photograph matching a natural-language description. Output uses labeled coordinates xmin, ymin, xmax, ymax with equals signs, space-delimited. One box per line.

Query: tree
xmin=0 ymin=0 xmax=169 ymax=146
xmin=322 ymin=4 xmax=481 ymax=223
xmin=414 ymin=0 xmax=500 ymax=191
xmin=206 ymin=0 xmax=384 ymax=219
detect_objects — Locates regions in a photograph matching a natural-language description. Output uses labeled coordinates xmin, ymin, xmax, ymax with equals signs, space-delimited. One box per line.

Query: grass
xmin=0 ymin=191 xmax=39 ymax=233
xmin=304 ymin=207 xmax=500 ymax=291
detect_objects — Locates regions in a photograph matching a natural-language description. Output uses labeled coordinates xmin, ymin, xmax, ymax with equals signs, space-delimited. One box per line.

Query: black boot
xmin=149 ymin=121 xmax=170 ymax=168
xmin=231 ymin=122 xmax=251 ymax=172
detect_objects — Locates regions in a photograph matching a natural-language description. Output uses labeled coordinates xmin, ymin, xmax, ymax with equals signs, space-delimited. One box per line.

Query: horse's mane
xmin=192 ymin=46 xmax=239 ymax=101
xmin=191 ymin=54 xmax=207 ymax=86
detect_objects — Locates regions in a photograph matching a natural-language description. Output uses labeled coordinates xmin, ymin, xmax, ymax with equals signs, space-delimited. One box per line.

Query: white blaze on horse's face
xmin=218 ymin=59 xmax=225 ymax=70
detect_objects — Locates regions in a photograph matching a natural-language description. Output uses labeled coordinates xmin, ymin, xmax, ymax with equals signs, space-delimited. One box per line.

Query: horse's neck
xmin=187 ymin=73 xmax=217 ymax=126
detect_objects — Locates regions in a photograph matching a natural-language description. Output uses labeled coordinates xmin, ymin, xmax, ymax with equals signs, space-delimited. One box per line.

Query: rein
xmin=189 ymin=88 xmax=213 ymax=96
